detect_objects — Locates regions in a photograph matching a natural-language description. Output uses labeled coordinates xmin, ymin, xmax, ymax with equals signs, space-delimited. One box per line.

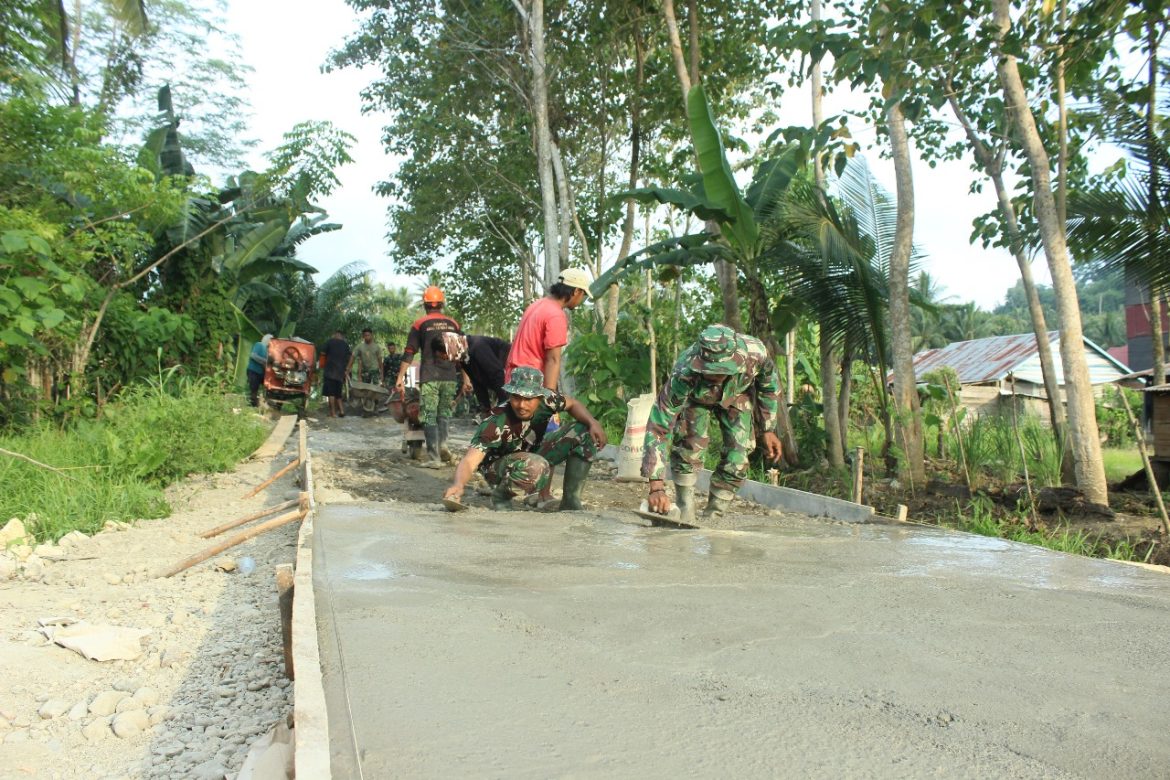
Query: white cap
xmin=558 ymin=267 xmax=592 ymax=298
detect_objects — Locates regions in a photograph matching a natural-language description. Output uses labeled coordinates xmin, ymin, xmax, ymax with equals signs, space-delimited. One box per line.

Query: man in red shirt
xmin=395 ymin=285 xmax=464 ymax=467
xmin=504 ymin=267 xmax=591 ymax=504
xmin=505 ymin=267 xmax=591 ymax=392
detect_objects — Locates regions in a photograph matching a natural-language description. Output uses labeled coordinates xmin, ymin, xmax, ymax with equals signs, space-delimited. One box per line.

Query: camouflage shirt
xmin=469 ymin=392 xmax=568 ymax=473
xmin=641 ymin=332 xmax=781 ymax=481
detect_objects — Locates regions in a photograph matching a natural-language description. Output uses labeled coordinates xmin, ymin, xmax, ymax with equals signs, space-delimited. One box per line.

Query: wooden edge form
xmin=249 ymin=414 xmax=299 ymax=461
xmin=292 ymin=419 xmax=331 ymax=778
xmin=276 ymin=564 xmax=295 ymax=680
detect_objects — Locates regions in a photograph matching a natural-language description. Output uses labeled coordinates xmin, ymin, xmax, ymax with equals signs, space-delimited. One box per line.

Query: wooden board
xmin=250 ymin=415 xmax=298 ymax=460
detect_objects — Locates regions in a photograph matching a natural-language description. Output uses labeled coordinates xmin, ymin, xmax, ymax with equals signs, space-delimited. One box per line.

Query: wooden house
xmin=910 ymin=332 xmax=1131 ymax=421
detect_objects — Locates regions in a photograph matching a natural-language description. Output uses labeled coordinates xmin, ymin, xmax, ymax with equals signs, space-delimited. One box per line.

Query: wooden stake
xmin=851 ymin=447 xmax=865 ymax=504
xmin=276 ymin=564 xmax=295 ymax=680
xmin=1117 ymin=388 xmax=1170 ymax=536
xmin=199 ymin=497 xmax=300 ymax=539
xmin=156 ymin=508 xmax=307 ymax=578
xmin=242 ymin=458 xmax=301 ymax=499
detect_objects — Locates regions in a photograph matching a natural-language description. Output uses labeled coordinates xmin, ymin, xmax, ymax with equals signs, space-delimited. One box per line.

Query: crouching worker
xmin=644 ymin=324 xmax=783 ymax=524
xmin=443 ymin=367 xmax=608 ymax=511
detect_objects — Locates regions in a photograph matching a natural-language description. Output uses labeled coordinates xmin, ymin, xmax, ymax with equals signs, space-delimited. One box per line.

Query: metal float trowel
xmin=442 ymin=497 xmax=470 ymax=512
xmin=635 ymin=500 xmax=699 ymax=529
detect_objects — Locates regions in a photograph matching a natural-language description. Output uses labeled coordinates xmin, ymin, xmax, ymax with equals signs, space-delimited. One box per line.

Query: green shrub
xmin=0 ymin=375 xmax=268 ymax=541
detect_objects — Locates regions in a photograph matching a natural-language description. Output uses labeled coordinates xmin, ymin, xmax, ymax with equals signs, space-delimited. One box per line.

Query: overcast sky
xmin=222 ymin=0 xmax=1055 ymax=310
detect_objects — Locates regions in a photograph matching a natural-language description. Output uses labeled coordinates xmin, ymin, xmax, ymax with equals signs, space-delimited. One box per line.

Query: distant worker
xmin=382 ymin=341 xmax=403 ymax=386
xmin=396 ymin=285 xmax=461 ymax=467
xmin=443 ymin=367 xmax=607 ymax=511
xmin=643 ymin=325 xmax=783 ymax=524
xmin=504 ymin=267 xmax=591 ymax=390
xmin=351 ymin=327 xmax=383 ymax=384
xmin=437 ymin=333 xmax=511 ymax=417
xmin=320 ymin=330 xmax=352 ymax=419
xmin=246 ymin=334 xmax=273 ymax=407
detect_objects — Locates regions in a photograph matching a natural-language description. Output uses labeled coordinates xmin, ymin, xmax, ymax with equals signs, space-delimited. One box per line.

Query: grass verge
xmin=0 ymin=375 xmax=269 ymax=542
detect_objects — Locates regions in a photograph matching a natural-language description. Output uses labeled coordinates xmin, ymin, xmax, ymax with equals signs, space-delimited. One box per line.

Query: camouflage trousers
xmin=486 ymin=421 xmax=598 ymax=498
xmin=358 ymin=369 xmax=379 ymax=384
xmin=419 ymin=380 xmax=457 ymax=425
xmin=670 ymin=403 xmax=755 ymax=496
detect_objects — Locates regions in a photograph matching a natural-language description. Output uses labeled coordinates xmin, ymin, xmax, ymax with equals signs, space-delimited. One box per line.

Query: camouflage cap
xmin=502 ymin=366 xmax=548 ymax=398
xmin=690 ymin=324 xmax=741 ymax=375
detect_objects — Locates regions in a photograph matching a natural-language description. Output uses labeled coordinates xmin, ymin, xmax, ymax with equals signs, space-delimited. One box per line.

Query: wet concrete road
xmin=313 ymin=504 xmax=1170 ymax=778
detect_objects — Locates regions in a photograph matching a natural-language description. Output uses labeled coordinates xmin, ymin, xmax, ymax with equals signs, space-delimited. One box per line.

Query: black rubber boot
xmin=558 ymin=456 xmax=592 ymax=511
xmin=438 ymin=418 xmax=454 ymax=463
xmin=421 ymin=424 xmax=442 ymax=469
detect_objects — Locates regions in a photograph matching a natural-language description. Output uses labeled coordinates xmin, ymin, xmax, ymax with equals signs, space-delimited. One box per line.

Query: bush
xmin=0 ymin=374 xmax=268 ymax=541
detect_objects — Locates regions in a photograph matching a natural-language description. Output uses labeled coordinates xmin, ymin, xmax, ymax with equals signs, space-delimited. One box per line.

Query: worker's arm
xmin=542 ymin=346 xmax=562 ymax=391
xmin=459 ymin=367 xmax=473 ymax=398
xmin=753 ymin=355 xmax=783 ymax=463
xmin=444 ymin=447 xmax=486 ymax=502
xmin=563 ymin=396 xmax=608 ymax=449
xmin=394 ymin=353 xmax=414 ymax=391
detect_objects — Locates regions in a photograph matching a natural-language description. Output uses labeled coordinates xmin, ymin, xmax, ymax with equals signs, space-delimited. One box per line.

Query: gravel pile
xmin=0 ymin=443 xmax=301 ymax=780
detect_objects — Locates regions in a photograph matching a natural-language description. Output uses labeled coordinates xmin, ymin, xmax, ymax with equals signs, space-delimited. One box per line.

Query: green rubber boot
xmin=421 ymin=424 xmax=442 ymax=469
xmin=558 ymin=456 xmax=592 ymax=511
xmin=701 ymin=487 xmax=733 ymax=519
xmin=438 ymin=418 xmax=454 ymax=463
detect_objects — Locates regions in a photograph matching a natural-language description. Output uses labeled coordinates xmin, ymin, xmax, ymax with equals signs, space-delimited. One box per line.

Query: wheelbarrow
xmin=388 ymin=387 xmax=425 ymax=460
xmin=348 ymin=381 xmax=390 ymax=416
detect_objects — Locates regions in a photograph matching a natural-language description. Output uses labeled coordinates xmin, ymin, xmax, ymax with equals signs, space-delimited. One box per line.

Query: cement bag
xmin=616 ymin=393 xmax=656 ymax=481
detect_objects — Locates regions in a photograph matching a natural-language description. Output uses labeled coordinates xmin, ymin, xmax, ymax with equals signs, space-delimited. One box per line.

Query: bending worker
xmin=643 ymin=324 xmax=783 ymax=524
xmin=444 ymin=367 xmax=607 ymax=511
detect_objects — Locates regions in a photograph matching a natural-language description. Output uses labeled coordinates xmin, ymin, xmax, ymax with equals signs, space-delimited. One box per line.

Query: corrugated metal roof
xmin=911 ymin=332 xmax=1131 ymax=386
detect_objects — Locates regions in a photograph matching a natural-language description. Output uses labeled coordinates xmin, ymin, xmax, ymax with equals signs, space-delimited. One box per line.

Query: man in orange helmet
xmin=395 ymin=285 xmax=465 ymax=467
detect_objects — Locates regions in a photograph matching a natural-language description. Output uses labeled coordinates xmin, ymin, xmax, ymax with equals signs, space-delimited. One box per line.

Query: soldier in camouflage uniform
xmin=643 ymin=324 xmax=783 ymax=523
xmin=444 ymin=367 xmax=608 ymax=510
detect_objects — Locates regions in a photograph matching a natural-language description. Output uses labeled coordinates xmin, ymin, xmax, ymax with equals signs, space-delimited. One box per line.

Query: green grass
xmin=0 ymin=375 xmax=269 ymax=542
xmin=1101 ymin=447 xmax=1142 ymax=483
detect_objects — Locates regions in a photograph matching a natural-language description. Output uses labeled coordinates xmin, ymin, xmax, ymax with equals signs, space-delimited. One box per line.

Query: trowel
xmin=634 ymin=499 xmax=699 ymax=529
xmin=442 ymin=497 xmax=470 ymax=512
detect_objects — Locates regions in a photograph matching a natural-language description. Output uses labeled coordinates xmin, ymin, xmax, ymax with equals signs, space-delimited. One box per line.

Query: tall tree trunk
xmin=1150 ymin=294 xmax=1166 ymax=384
xmin=661 ymin=0 xmax=742 ymax=331
xmin=810 ymin=0 xmax=843 ymax=466
xmin=838 ymin=339 xmax=854 ymax=448
xmin=550 ymin=139 xmax=572 ymax=269
xmin=993 ymin=0 xmax=1108 ymax=506
xmin=524 ymin=0 xmax=561 ymax=288
xmin=944 ymin=90 xmax=1068 ymax=444
xmin=606 ymin=21 xmax=646 ymax=344
xmin=885 ymin=98 xmax=926 ymax=486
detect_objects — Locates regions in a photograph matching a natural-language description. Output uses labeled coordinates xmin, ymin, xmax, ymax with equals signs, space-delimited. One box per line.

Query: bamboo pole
xmin=851 ymin=447 xmax=865 ymax=504
xmin=242 ymin=458 xmax=301 ymax=499
xmin=156 ymin=508 xmax=307 ymax=578
xmin=1117 ymin=387 xmax=1170 ymax=536
xmin=1009 ymin=374 xmax=1039 ymax=530
xmin=198 ymin=496 xmax=303 ymax=539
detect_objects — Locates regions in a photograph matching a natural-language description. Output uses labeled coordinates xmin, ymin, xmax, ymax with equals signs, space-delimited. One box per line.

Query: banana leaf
xmin=590 ymin=234 xmax=728 ymax=296
xmin=222 ymin=218 xmax=291 ymax=275
xmin=618 ymin=187 xmax=732 ymax=224
xmin=686 ymin=85 xmax=759 ymax=252
xmin=746 ymin=145 xmax=804 ymax=224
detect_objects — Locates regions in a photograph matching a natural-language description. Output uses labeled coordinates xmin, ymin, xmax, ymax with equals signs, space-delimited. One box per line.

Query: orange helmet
xmin=422 ymin=285 xmax=445 ymax=305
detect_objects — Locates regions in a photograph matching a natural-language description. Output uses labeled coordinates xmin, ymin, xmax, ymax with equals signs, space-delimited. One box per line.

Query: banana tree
xmin=591 ymin=83 xmax=807 ymax=464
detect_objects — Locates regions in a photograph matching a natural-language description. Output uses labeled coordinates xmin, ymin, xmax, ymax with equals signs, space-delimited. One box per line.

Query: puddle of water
xmin=342 ymin=562 xmax=400 ymax=581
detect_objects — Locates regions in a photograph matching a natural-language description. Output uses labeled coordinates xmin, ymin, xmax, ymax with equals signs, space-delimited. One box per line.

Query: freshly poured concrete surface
xmin=314 ymin=505 xmax=1170 ymax=778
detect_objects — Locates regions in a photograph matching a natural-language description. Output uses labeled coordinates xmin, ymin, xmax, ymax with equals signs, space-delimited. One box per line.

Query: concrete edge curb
xmin=292 ymin=420 xmax=332 ymax=778
xmin=598 ymin=444 xmax=876 ymax=524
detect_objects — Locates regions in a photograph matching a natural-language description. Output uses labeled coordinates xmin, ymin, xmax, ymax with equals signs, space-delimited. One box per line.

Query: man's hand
xmin=461 ymin=379 xmax=473 ymax=397
xmin=587 ymin=421 xmax=608 ymax=449
xmin=443 ymin=484 xmax=464 ymax=502
xmin=647 ymin=481 xmax=672 ymax=514
xmin=394 ymin=376 xmax=405 ymax=393
xmin=761 ymin=431 xmax=782 ymax=463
